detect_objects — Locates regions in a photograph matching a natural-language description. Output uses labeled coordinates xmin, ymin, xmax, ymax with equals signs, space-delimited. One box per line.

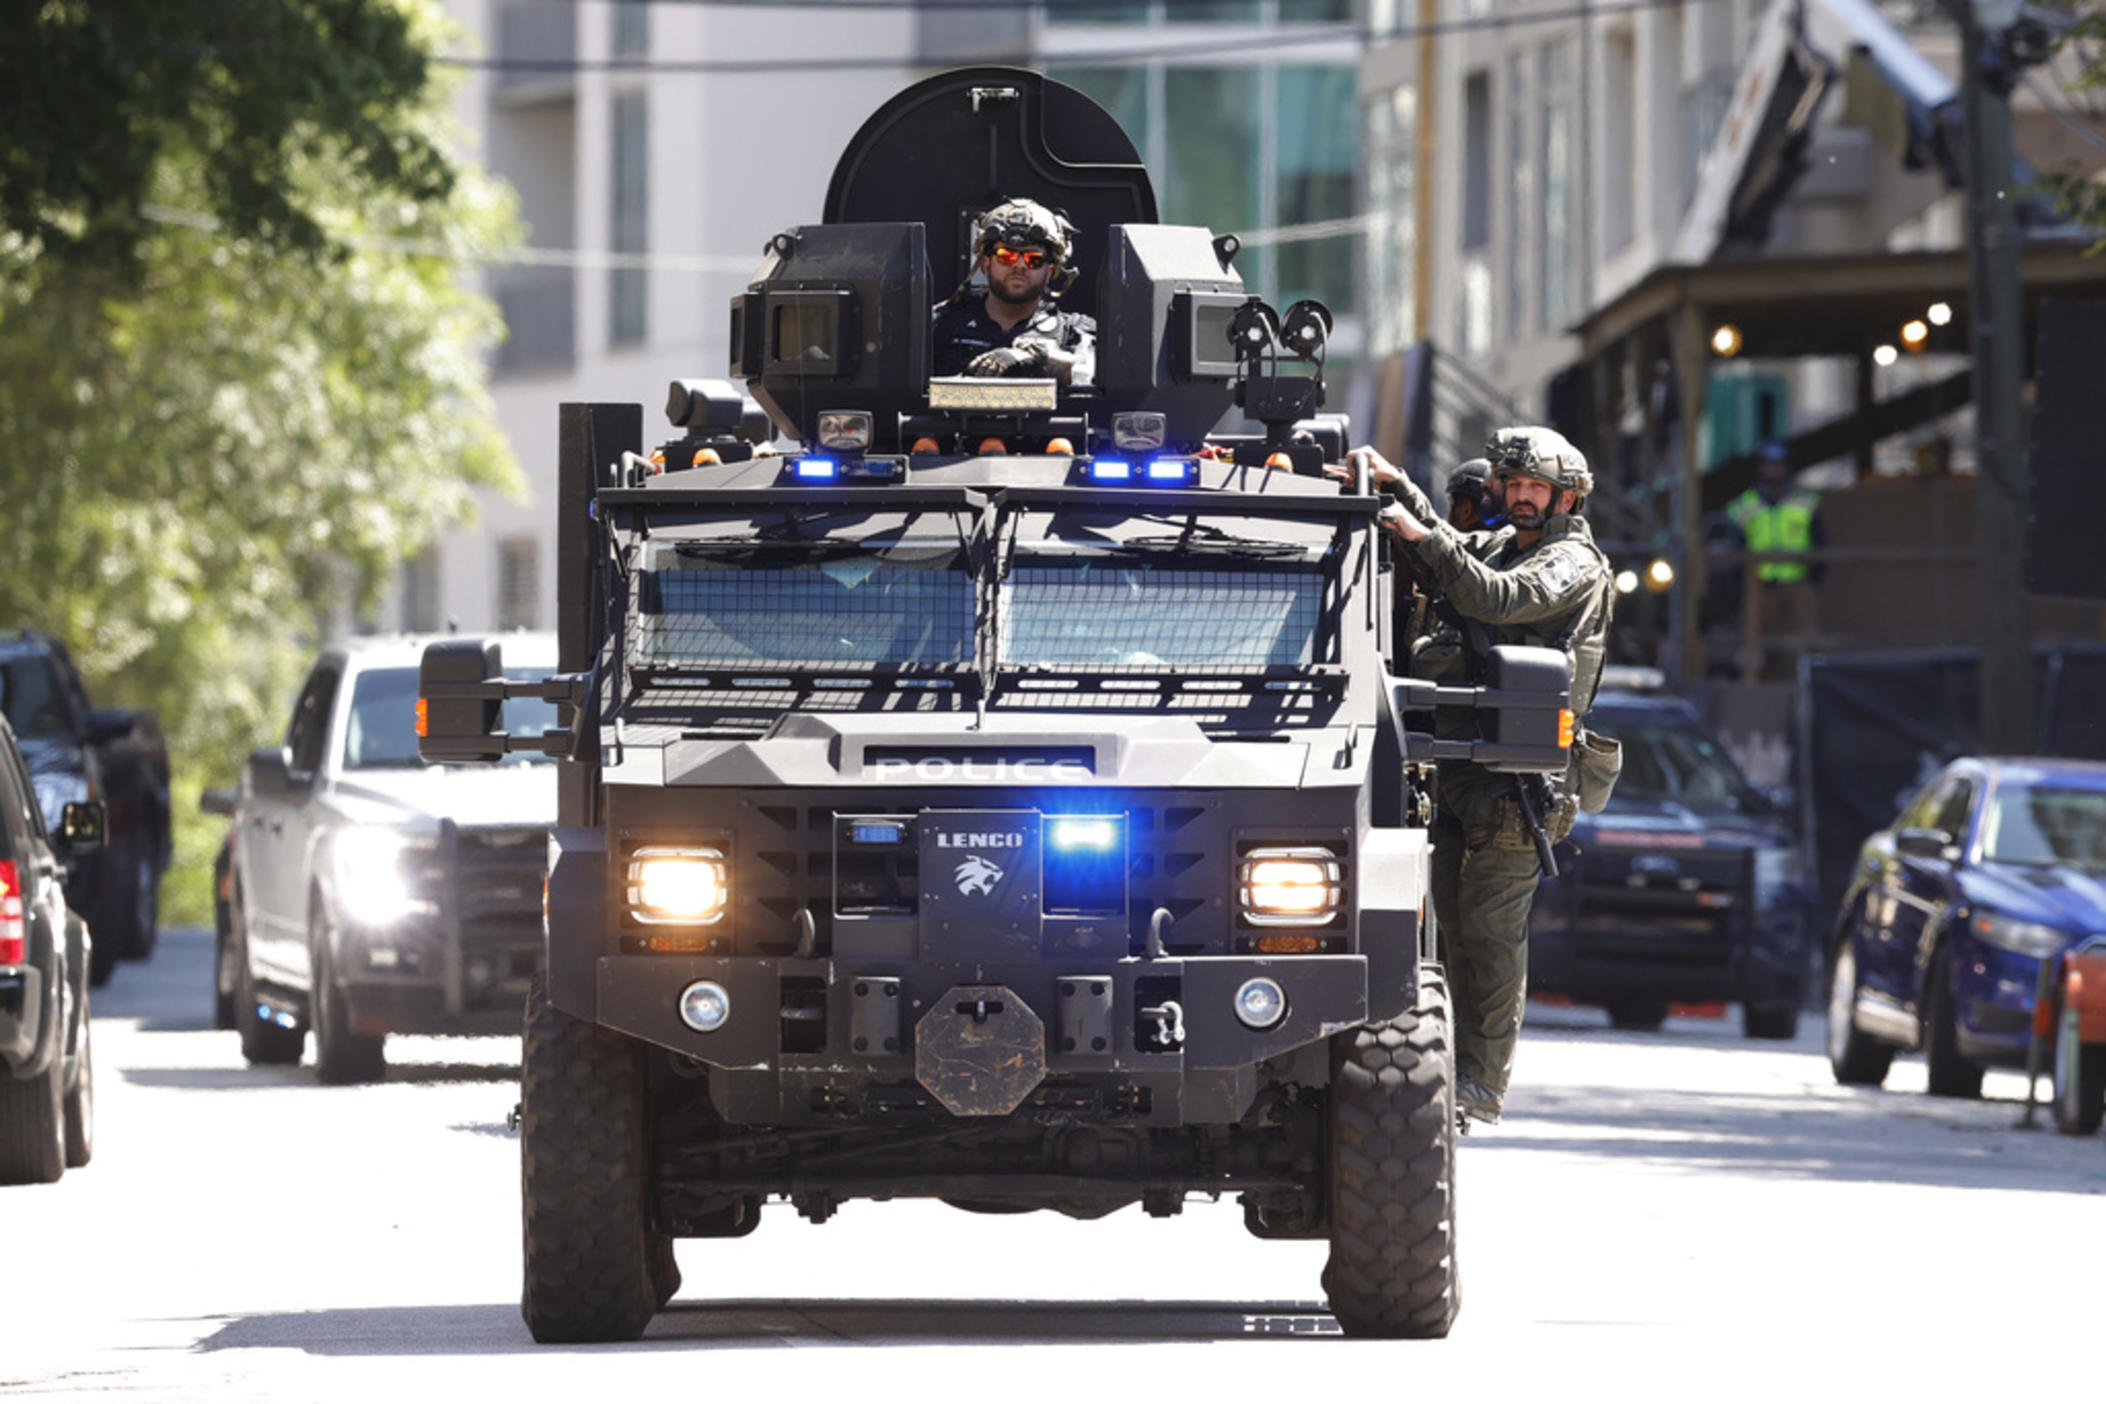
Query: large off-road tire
xmin=520 ymin=973 xmax=659 ymax=1343
xmin=1605 ymin=997 xmax=1670 ymax=1032
xmin=310 ymin=906 xmax=385 ymax=1085
xmin=63 ymin=999 xmax=93 ymax=1169
xmin=1922 ymin=951 xmax=1983 ymax=1100
xmin=233 ymin=895 xmax=304 ymax=1067
xmin=0 ymin=1051 xmax=67 ymax=1185
xmin=2051 ymin=994 xmax=2105 ymax=1137
xmin=1322 ymin=965 xmax=1459 ymax=1339
xmin=1827 ymin=940 xmax=1893 ymax=1087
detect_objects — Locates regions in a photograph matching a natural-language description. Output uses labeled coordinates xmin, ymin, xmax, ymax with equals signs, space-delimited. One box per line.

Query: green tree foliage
xmin=2038 ymin=4 xmax=2106 ymax=234
xmin=0 ymin=1 xmax=522 ymax=920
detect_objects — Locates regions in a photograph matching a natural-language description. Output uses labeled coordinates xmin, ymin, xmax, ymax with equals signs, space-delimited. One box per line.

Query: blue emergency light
xmin=794 ymin=457 xmax=840 ymax=480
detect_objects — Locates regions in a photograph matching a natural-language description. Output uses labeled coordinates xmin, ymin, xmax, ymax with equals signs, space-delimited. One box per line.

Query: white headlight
xmin=679 ymin=980 xmax=732 ymax=1033
xmin=332 ymin=829 xmax=434 ymax=925
xmin=1238 ymin=846 xmax=1344 ymax=927
xmin=628 ymin=846 xmax=729 ymax=925
xmin=1234 ymin=977 xmax=1287 ymax=1030
xmin=1972 ymin=913 xmax=2070 ymax=959
xmin=816 ymin=409 xmax=873 ymax=452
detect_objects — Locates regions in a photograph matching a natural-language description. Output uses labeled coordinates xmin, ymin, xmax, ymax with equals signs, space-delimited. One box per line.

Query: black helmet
xmin=1446 ymin=457 xmax=1493 ymax=500
xmin=1487 ymin=426 xmax=1593 ymax=501
xmin=975 ymin=197 xmax=1077 ymax=269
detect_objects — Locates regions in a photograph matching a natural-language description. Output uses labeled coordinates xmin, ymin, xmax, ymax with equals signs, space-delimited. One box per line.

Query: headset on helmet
xmin=973 ymin=197 xmax=1080 ymax=298
xmin=1486 ymin=426 xmax=1593 ymax=502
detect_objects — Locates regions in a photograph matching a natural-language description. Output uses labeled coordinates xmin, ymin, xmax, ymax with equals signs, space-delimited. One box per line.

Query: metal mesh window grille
xmin=1001 ymin=565 xmax=1323 ymax=667
xmin=636 ymin=565 xmax=973 ymax=667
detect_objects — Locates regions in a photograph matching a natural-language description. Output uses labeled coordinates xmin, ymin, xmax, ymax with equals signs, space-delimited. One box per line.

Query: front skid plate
xmin=589 ymin=954 xmax=1368 ymax=1072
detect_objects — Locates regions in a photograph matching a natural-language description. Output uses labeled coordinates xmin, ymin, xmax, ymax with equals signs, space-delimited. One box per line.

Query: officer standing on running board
xmin=931 ymin=197 xmax=1096 ymax=385
xmin=1331 ymin=428 xmax=1620 ymax=1128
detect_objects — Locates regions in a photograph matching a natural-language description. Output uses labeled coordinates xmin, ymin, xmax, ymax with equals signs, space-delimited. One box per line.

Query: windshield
xmin=344 ymin=665 xmax=559 ymax=769
xmin=1981 ymin=784 xmax=2106 ymax=869
xmin=1000 ymin=561 xmax=1326 ymax=668
xmin=1605 ymin=715 xmax=1759 ymax=814
xmin=0 ymin=657 xmax=69 ymax=739
xmin=636 ymin=539 xmax=972 ymax=669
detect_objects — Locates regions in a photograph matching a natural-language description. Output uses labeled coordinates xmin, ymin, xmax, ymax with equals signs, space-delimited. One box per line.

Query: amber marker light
xmin=415 ymin=697 xmax=428 ymax=738
xmin=1559 ymin=709 xmax=1576 ymax=748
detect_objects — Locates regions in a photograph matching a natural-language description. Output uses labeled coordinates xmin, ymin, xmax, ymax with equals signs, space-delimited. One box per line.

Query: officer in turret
xmin=932 ymin=197 xmax=1096 ymax=385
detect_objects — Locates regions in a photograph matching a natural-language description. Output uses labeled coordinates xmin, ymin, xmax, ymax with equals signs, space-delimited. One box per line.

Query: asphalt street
xmin=7 ymin=926 xmax=2104 ymax=1401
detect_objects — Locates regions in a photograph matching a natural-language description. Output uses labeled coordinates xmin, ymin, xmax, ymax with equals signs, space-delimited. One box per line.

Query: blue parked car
xmin=1827 ymin=757 xmax=2106 ymax=1096
xmin=1529 ymin=680 xmax=1811 ymax=1039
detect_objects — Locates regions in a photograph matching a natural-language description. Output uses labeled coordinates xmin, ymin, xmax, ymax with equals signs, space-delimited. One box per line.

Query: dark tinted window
xmin=0 ymin=655 xmax=72 ymax=739
xmin=1931 ymin=779 xmax=1976 ymax=840
xmin=1598 ymin=712 xmax=1757 ymax=814
xmin=286 ymin=667 xmax=340 ymax=775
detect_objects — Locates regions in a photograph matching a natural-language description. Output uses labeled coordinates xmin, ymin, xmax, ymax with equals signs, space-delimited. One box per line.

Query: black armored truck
xmin=418 ymin=70 xmax=1573 ymax=1342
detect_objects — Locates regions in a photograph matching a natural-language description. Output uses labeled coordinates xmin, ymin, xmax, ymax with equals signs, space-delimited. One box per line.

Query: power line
xmin=438 ymin=0 xmax=1735 ymax=75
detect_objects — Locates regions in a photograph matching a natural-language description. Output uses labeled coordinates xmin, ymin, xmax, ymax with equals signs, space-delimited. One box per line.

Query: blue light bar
xmin=795 ymin=457 xmax=840 ymax=480
xmin=1048 ymin=817 xmax=1120 ymax=852
xmin=1087 ymin=457 xmax=1133 ymax=482
xmin=1146 ymin=457 xmax=1195 ymax=482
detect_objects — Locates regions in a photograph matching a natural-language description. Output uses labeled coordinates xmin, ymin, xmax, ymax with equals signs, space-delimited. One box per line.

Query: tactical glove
xmin=967 ymin=342 xmax=1049 ymax=377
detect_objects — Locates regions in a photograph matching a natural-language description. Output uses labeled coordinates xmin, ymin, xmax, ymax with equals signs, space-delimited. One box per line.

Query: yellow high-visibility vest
xmin=1727 ymin=487 xmax=1817 ymax=584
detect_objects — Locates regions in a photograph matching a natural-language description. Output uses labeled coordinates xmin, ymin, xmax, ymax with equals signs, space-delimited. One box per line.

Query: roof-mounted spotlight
xmin=1279 ymin=299 xmax=1333 ymax=359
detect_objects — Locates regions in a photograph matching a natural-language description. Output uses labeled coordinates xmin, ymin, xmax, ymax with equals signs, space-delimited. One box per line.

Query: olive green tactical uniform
xmin=1388 ymin=470 xmax=1612 ymax=1100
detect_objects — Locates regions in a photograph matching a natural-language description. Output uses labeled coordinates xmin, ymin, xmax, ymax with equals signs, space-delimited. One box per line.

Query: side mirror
xmin=1388 ymin=645 xmax=1574 ymax=776
xmin=1894 ymin=827 xmax=1954 ymax=860
xmin=246 ymin=745 xmax=292 ymax=800
xmin=57 ymin=800 xmax=104 ymax=853
xmin=418 ymin=638 xmax=508 ymax=764
xmin=199 ymin=787 xmax=237 ymax=818
xmin=83 ymin=707 xmax=134 ymax=746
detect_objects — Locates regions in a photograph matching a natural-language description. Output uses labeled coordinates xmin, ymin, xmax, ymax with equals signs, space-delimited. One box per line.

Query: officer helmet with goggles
xmin=973 ymin=197 xmax=1079 ymax=298
xmin=1486 ymin=426 xmax=1593 ymax=505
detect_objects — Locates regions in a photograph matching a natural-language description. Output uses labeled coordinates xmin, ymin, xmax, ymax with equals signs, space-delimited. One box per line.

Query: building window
xmin=612 ymin=3 xmax=649 ymax=57
xmin=1364 ymin=83 xmax=1414 ymax=357
xmin=401 ymin=547 xmax=442 ymax=633
xmin=610 ymin=90 xmax=648 ymax=347
xmin=497 ymin=536 xmax=540 ymax=630
xmin=1504 ymin=52 xmax=1532 ymax=340
xmin=1602 ymin=30 xmax=1636 ymax=256
xmin=1275 ymin=65 xmax=1357 ymax=318
xmin=1538 ymin=41 xmax=1575 ymax=334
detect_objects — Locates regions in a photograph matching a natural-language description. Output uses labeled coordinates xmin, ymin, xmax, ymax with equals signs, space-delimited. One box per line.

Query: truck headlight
xmin=1753 ymin=846 xmax=1801 ymax=908
xmin=628 ymin=845 xmax=729 ymax=926
xmin=1238 ymin=846 xmax=1343 ymax=928
xmin=1972 ymin=912 xmax=2070 ymax=959
xmin=333 ymin=828 xmax=437 ymax=925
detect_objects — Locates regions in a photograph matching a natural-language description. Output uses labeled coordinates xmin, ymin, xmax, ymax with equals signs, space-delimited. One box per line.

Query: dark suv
xmin=0 ymin=713 xmax=103 ymax=1183
xmin=0 ymin=631 xmax=171 ymax=984
xmin=1527 ymin=680 xmax=1810 ymax=1038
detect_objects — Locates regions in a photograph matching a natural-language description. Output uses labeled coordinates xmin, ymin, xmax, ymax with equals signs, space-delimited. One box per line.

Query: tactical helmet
xmin=1446 ymin=457 xmax=1493 ymax=500
xmin=1487 ymin=426 xmax=1593 ymax=502
xmin=974 ymin=197 xmax=1077 ymax=268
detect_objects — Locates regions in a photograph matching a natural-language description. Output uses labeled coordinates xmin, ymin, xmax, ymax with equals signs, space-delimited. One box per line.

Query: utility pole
xmin=1956 ymin=0 xmax=2037 ymax=754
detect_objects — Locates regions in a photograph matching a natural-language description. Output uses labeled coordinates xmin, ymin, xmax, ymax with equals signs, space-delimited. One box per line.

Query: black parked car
xmin=0 ymin=713 xmax=104 ymax=1184
xmin=0 ymin=631 xmax=171 ymax=984
xmin=1528 ymin=677 xmax=1811 ymax=1038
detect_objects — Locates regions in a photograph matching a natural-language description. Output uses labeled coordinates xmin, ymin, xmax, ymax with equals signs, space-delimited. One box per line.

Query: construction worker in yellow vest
xmin=1724 ymin=441 xmax=1825 ymax=680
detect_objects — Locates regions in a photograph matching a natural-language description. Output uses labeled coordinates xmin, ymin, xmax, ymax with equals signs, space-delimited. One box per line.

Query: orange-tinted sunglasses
xmin=991 ymin=245 xmax=1049 ymax=270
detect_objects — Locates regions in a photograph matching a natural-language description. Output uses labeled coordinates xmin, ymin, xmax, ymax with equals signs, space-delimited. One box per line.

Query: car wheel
xmin=233 ymin=891 xmax=305 ymax=1067
xmin=520 ymin=973 xmax=659 ymax=1343
xmin=310 ymin=903 xmax=385 ymax=1085
xmin=1923 ymin=950 xmax=1984 ymax=1100
xmin=119 ymin=850 xmax=159 ymax=961
xmin=0 ymin=1046 xmax=67 ymax=1184
xmin=1743 ymin=1003 xmax=1800 ymax=1040
xmin=1321 ymin=963 xmax=1459 ymax=1340
xmin=88 ymin=925 xmax=118 ymax=988
xmin=1827 ymin=939 xmax=1893 ymax=1086
xmin=213 ymin=918 xmax=238 ymax=1030
xmin=1605 ymin=998 xmax=1670 ymax=1032
xmin=2051 ymin=992 xmax=2105 ymax=1137
xmin=64 ymin=999 xmax=93 ymax=1169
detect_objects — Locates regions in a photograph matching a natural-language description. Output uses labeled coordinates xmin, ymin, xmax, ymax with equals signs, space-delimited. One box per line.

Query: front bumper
xmin=1530 ymin=879 xmax=1810 ymax=1007
xmin=1953 ymin=943 xmax=2052 ymax=1067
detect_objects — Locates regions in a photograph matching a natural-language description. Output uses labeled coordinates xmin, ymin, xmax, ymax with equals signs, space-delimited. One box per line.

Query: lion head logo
xmin=954 ymin=855 xmax=1003 ymax=896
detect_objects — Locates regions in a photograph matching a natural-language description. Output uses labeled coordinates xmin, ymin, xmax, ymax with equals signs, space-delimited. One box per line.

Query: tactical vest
xmin=1727 ymin=488 xmax=1817 ymax=584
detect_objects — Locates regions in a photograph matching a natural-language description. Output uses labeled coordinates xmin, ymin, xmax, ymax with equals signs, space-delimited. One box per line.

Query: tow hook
xmin=1140 ymin=1000 xmax=1185 ymax=1052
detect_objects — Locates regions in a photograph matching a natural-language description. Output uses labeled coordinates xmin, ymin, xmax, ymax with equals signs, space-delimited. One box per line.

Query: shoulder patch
xmin=1535 ymin=550 xmax=1581 ymax=595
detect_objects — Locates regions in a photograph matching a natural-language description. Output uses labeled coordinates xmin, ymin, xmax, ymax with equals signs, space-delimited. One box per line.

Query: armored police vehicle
xmin=418 ymin=69 xmax=1572 ymax=1342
